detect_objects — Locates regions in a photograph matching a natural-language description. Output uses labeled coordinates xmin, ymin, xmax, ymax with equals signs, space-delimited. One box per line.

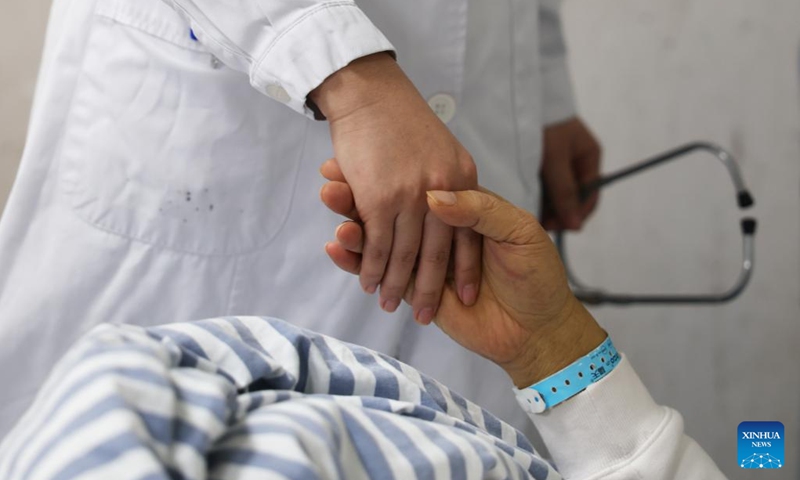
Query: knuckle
xmin=428 ymin=150 xmax=477 ymax=191
xmin=365 ymin=247 xmax=389 ymax=263
xmin=512 ymin=216 xmax=536 ymax=239
xmin=455 ymin=263 xmax=480 ymax=280
xmin=459 ymin=231 xmax=482 ymax=250
xmin=397 ymin=249 xmax=418 ymax=268
xmin=428 ymin=172 xmax=450 ymax=191
xmin=480 ymin=194 xmax=501 ymax=215
xmin=380 ymin=282 xmax=406 ymax=298
xmin=376 ymin=190 xmax=400 ymax=207
xmin=369 ymin=188 xmax=405 ymax=209
xmin=421 ymin=248 xmax=449 ymax=267
xmin=414 ymin=289 xmax=441 ymax=305
xmin=394 ymin=185 xmax=425 ymax=206
xmin=460 ymin=158 xmax=478 ymax=185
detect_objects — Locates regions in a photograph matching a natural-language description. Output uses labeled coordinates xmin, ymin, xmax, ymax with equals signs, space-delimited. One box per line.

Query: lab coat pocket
xmin=60 ymin=0 xmax=306 ymax=256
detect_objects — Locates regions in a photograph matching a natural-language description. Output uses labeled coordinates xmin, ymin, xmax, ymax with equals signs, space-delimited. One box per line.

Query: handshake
xmin=318 ymin=158 xmax=606 ymax=389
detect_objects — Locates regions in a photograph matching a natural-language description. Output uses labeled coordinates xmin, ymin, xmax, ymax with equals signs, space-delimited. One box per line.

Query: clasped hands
xmin=311 ymin=52 xmax=599 ymax=321
xmin=310 ymin=53 xmax=481 ymax=325
xmin=318 ymin=157 xmax=606 ymax=388
xmin=311 ymin=54 xmax=604 ymax=383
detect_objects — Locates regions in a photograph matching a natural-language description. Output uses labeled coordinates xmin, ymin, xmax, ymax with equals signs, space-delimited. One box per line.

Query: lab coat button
xmin=266 ymin=85 xmax=291 ymax=104
xmin=428 ymin=93 xmax=457 ymax=124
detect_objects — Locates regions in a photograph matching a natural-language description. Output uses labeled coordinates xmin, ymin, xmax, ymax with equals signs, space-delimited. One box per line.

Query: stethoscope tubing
xmin=556 ymin=142 xmax=757 ymax=306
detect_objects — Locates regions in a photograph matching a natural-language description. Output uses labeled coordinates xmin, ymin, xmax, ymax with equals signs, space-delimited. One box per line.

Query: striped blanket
xmin=0 ymin=317 xmax=558 ymax=479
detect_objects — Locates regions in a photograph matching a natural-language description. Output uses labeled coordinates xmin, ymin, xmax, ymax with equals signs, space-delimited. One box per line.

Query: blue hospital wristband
xmin=513 ymin=336 xmax=621 ymax=414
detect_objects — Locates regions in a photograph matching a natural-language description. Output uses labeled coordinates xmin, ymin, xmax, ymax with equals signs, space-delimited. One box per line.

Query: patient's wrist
xmin=504 ymin=297 xmax=607 ymax=389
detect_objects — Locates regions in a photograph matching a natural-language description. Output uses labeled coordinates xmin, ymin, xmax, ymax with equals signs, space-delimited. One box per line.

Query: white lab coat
xmin=0 ymin=0 xmax=577 ymax=438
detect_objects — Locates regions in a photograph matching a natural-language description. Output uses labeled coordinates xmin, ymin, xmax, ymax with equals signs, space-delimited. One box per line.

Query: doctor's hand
xmin=540 ymin=117 xmax=602 ymax=231
xmin=310 ymin=53 xmax=481 ymax=324
xmin=319 ymin=165 xmax=606 ymax=388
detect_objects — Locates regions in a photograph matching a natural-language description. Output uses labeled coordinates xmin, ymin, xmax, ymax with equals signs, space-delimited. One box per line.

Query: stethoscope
xmin=555 ymin=142 xmax=757 ymax=305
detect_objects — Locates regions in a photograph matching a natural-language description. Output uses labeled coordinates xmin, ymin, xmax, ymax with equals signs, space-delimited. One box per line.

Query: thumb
xmin=426 ymin=190 xmax=540 ymax=246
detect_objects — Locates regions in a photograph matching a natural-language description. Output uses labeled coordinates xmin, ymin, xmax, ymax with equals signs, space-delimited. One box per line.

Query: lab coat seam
xmin=60 ymin=171 xmax=300 ymax=257
xmin=224 ymin=256 xmax=242 ymax=314
xmin=61 ymin=199 xmax=294 ymax=259
xmin=540 ymin=61 xmax=577 ymax=127
xmin=257 ymin=121 xmax=311 ymax=251
xmin=507 ymin=0 xmax=523 ymax=172
xmin=537 ymin=0 xmax=576 ymax=127
xmin=251 ymin=1 xmax=366 ymax=93
xmin=448 ymin=0 xmax=469 ymax=140
xmin=94 ymin=14 xmax=202 ymax=53
xmin=95 ymin=0 xmax=205 ymax=53
xmin=254 ymin=1 xmax=356 ymax=69
xmin=55 ymin=4 xmax=103 ymax=234
xmin=168 ymin=1 xmax=253 ymax=64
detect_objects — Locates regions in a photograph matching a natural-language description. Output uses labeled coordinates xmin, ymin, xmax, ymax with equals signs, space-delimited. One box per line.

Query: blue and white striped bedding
xmin=0 ymin=317 xmax=559 ymax=479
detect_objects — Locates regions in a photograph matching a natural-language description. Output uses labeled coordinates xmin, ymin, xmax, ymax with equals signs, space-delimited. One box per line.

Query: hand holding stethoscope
xmin=554 ymin=142 xmax=757 ymax=305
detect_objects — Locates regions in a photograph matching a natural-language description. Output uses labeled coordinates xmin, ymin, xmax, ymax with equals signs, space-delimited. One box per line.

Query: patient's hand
xmin=319 ymin=159 xmax=606 ymax=388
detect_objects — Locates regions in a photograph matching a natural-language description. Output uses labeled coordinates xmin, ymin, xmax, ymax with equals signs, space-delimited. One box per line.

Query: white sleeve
xmin=538 ymin=0 xmax=577 ymax=126
xmin=530 ymin=355 xmax=727 ymax=479
xmin=160 ymin=0 xmax=395 ymax=118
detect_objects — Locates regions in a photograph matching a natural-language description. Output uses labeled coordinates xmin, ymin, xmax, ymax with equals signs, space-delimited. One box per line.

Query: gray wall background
xmin=563 ymin=1 xmax=800 ymax=478
xmin=0 ymin=1 xmax=49 ymax=213
xmin=1 ymin=0 xmax=798 ymax=478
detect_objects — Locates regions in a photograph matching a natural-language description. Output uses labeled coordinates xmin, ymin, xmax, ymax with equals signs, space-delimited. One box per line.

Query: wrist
xmin=309 ymin=52 xmax=412 ymax=122
xmin=504 ymin=296 xmax=607 ymax=389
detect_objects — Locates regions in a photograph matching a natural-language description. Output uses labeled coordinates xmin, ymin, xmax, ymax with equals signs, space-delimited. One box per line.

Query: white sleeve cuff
xmin=530 ymin=355 xmax=668 ymax=478
xmin=164 ymin=0 xmax=395 ymax=118
xmin=251 ymin=3 xmax=395 ymax=118
xmin=529 ymin=354 xmax=725 ymax=479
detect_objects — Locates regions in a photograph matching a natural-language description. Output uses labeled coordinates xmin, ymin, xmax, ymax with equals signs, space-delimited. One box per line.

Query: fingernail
xmin=335 ymin=223 xmax=344 ymax=237
xmin=461 ymin=284 xmax=478 ymax=306
xmin=382 ymin=298 xmax=400 ymax=313
xmin=364 ymin=284 xmax=377 ymax=295
xmin=427 ymin=191 xmax=457 ymax=206
xmin=416 ymin=308 xmax=435 ymax=325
